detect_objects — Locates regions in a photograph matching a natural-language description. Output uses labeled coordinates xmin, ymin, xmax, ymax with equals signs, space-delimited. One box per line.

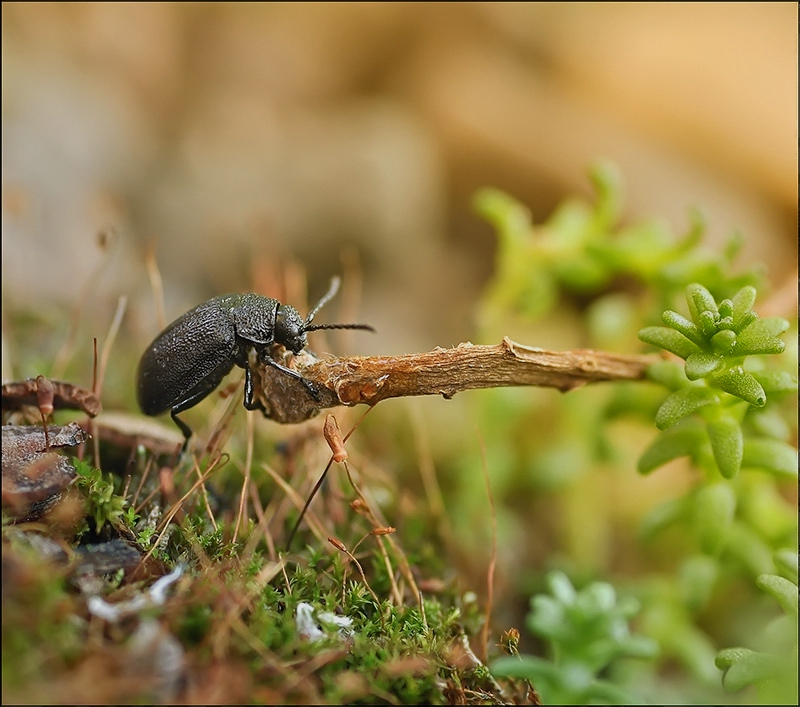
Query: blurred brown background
xmin=2 ymin=2 xmax=797 ymax=357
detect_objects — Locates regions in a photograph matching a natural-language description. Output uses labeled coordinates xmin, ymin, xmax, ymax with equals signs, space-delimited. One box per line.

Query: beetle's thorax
xmin=274 ymin=305 xmax=307 ymax=353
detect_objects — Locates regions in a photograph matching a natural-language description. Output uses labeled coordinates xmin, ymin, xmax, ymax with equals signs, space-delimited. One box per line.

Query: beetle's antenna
xmin=305 ymin=276 xmax=341 ymax=325
xmin=304 ymin=322 xmax=376 ymax=333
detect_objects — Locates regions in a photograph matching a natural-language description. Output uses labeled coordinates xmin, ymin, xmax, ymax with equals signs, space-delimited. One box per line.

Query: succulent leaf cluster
xmin=638 ymin=283 xmax=795 ymax=480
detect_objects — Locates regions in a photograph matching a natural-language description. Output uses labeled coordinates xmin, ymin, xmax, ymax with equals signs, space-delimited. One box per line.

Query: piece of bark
xmin=2 ymin=379 xmax=101 ymax=418
xmin=1 ymin=423 xmax=88 ymax=521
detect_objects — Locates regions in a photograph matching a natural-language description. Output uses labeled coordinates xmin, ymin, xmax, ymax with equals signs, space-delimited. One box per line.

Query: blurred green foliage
xmin=472 ymin=163 xmax=797 ymax=704
xmin=492 ymin=570 xmax=657 ymax=704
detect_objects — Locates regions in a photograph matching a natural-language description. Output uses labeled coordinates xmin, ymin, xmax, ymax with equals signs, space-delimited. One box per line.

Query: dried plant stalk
xmin=254 ymin=337 xmax=655 ymax=424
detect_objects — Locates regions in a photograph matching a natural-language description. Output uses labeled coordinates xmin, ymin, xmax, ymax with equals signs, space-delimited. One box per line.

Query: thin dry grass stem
xmin=476 ymin=428 xmax=497 ymax=665
xmin=378 ymin=541 xmax=403 ymax=608
xmin=262 ymin=463 xmax=329 ymax=547
xmin=282 ymin=646 xmax=350 ymax=697
xmin=135 ymin=470 xmax=168 ymax=514
xmin=346 ymin=470 xmax=426 ymax=625
xmin=88 ymin=337 xmax=100 ymax=469
xmin=91 ymin=337 xmax=98 ymax=395
xmin=248 ymin=480 xmax=276 ymax=560
xmin=345 ymin=477 xmax=404 ymax=607
xmin=279 ymin=554 xmax=293 ymax=596
xmin=90 ymin=419 xmax=101 ymax=476
xmin=212 ymin=558 xmax=284 ymax=660
xmin=285 ymin=406 xmax=376 ymax=549
xmin=195 ymin=461 xmax=218 ymax=532
xmin=121 ymin=468 xmax=134 ymax=504
xmin=132 ymin=455 xmax=155 ymax=511
xmin=230 ymin=616 xmax=283 ymax=670
xmin=410 ymin=401 xmax=455 ymax=554
xmin=119 ymin=441 xmax=141 ymax=503
xmin=95 ymin=295 xmax=127 ymax=401
xmin=369 ymin=685 xmax=402 ymax=706
xmin=351 ymin=523 xmax=403 ymax=607
xmin=203 ymin=373 xmax=244 ymax=455
xmin=285 ymin=457 xmax=334 ymax=550
xmin=35 ymin=375 xmax=54 ymax=448
xmin=233 ymin=411 xmax=256 ymax=544
xmin=328 ymin=536 xmax=383 ymax=624
xmin=89 ymin=296 xmax=126 ymax=469
xmin=239 ymin=486 xmax=272 ymax=564
xmin=139 ymin=456 xmax=226 ymax=566
xmin=51 ymin=229 xmax=116 ymax=380
xmin=144 ymin=241 xmax=167 ymax=331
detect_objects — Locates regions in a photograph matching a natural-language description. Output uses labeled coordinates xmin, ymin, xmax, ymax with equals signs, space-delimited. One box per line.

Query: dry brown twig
xmin=254 ymin=337 xmax=655 ymax=424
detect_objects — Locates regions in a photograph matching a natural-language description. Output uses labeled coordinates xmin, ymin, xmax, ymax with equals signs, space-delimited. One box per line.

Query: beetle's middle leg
xmin=243 ymin=365 xmax=268 ymax=412
xmin=170 ymin=388 xmax=215 ymax=454
xmin=170 ymin=364 xmax=234 ymax=453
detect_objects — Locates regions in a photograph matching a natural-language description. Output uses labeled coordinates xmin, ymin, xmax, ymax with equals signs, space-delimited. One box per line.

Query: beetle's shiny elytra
xmin=136 ymin=277 xmax=374 ymax=449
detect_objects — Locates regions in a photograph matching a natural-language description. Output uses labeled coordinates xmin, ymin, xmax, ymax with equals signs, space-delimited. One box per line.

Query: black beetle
xmin=137 ymin=277 xmax=373 ymax=449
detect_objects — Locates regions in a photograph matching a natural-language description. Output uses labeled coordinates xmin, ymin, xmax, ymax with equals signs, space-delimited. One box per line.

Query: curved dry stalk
xmin=252 ymin=337 xmax=655 ymax=424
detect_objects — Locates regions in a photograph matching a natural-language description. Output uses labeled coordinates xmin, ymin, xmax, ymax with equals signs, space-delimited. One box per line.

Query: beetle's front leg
xmin=259 ymin=350 xmax=322 ymax=402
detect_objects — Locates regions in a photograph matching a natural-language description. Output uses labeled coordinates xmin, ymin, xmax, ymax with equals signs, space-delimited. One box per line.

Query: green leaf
xmin=774 ymin=550 xmax=799 ymax=580
xmin=674 ymin=206 xmax=705 ymax=254
xmin=726 ymin=522 xmax=774 ymax=576
xmin=662 ymin=310 xmax=704 ymax=346
xmin=715 ymin=646 xmax=754 ymax=671
xmin=738 ymin=315 xmax=790 ymax=337
xmin=756 ymin=574 xmax=798 ymax=616
xmin=618 ymin=634 xmax=659 ymax=660
xmin=697 ymin=310 xmax=718 ymax=338
xmin=646 ymin=360 xmax=689 ymax=390
xmin=694 ymin=482 xmax=736 ymax=555
xmin=724 ymin=230 xmax=744 ymax=261
xmin=732 ymin=310 xmax=757 ymax=334
xmin=639 ymin=497 xmax=688 ymax=541
xmin=750 ymin=370 xmax=798 ymax=394
xmin=638 ymin=426 xmax=707 ymax=474
xmin=710 ymin=329 xmax=736 ymax=354
xmin=547 ymin=571 xmax=577 ymax=605
xmin=748 ymin=407 xmax=792 ymax=441
xmin=639 ymin=326 xmax=701 ymax=359
xmin=719 ymin=649 xmax=782 ymax=692
xmin=717 ymin=298 xmax=734 ymax=319
xmin=742 ymin=438 xmax=798 ymax=478
xmin=713 ymin=367 xmax=766 ymax=407
xmin=706 ymin=416 xmax=743 ymax=479
xmin=730 ymin=285 xmax=757 ymax=326
xmin=687 ymin=283 xmax=718 ymax=321
xmin=680 ymin=555 xmax=719 ymax=612
xmin=734 ymin=316 xmax=790 ymax=355
xmin=588 ymin=159 xmax=623 ymax=230
xmin=685 ymin=352 xmax=724 ymax=380
xmin=491 ymin=655 xmax=553 ymax=683
xmin=473 ymin=188 xmax=531 ymax=248
xmin=655 ymin=387 xmax=719 ymax=430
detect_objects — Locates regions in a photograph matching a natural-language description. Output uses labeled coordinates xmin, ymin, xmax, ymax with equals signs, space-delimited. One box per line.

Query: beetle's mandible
xmin=136 ymin=276 xmax=374 ymax=450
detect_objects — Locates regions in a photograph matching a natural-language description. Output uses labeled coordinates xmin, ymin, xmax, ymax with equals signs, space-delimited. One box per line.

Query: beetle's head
xmin=276 ymin=277 xmax=376 ymax=356
xmin=274 ymin=305 xmax=307 ymax=353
